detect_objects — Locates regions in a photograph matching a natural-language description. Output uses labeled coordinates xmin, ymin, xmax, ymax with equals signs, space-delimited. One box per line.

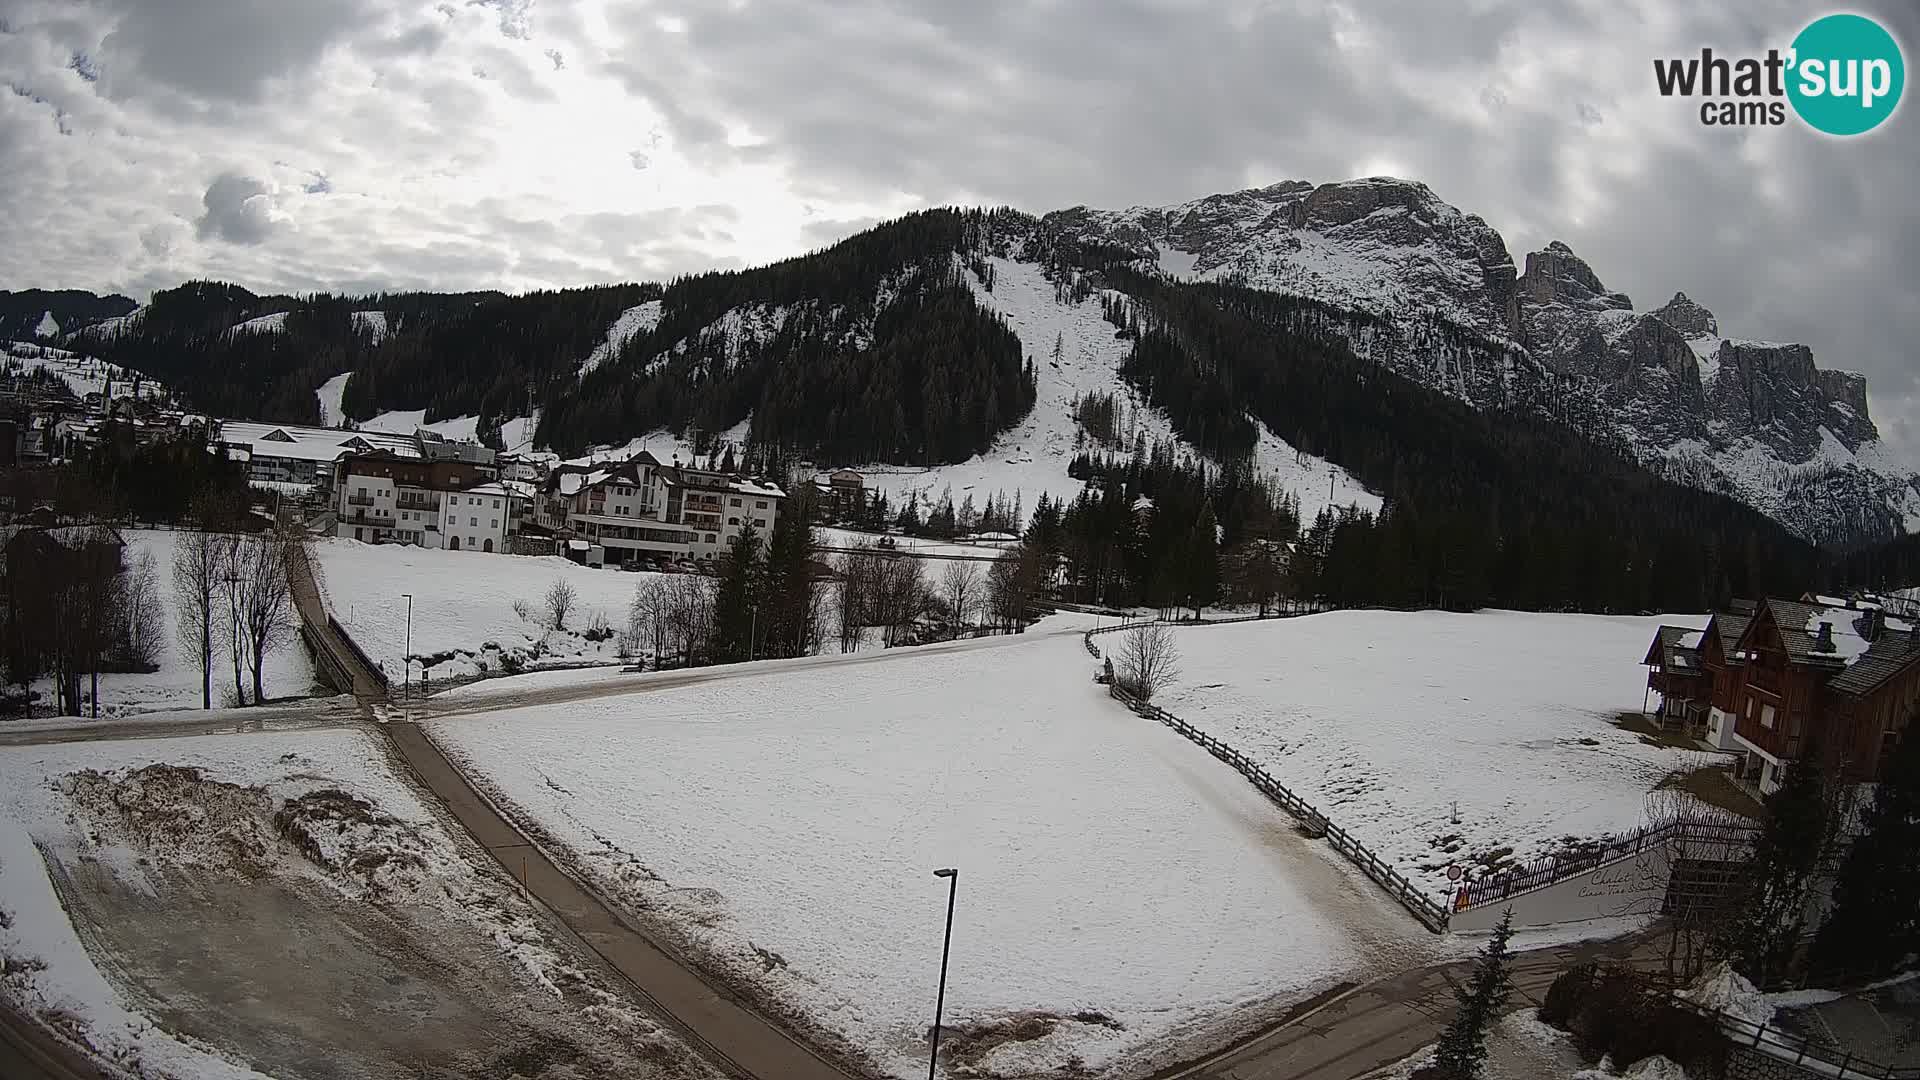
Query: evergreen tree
xmin=1183 ymin=500 xmax=1220 ymax=619
xmin=1427 ymin=910 xmax=1514 ymax=1079
xmin=711 ymin=525 xmax=763 ymax=662
xmin=1810 ymin=724 xmax=1920 ymax=978
xmin=1716 ymin=749 xmax=1834 ymax=985
xmin=761 ymin=498 xmax=820 ymax=660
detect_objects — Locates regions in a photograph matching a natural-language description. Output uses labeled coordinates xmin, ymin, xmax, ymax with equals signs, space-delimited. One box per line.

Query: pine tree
xmin=1810 ymin=723 xmax=1920 ymax=978
xmin=1427 ymin=909 xmax=1514 ymax=1079
xmin=711 ymin=525 xmax=763 ymax=662
xmin=1716 ymin=748 xmax=1833 ymax=985
xmin=1184 ymin=500 xmax=1219 ymax=619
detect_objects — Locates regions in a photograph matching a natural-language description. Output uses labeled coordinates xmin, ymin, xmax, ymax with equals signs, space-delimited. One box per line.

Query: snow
xmin=2 ymin=346 xmax=166 ymax=401
xmin=1677 ymin=631 xmax=1705 ymax=650
xmin=560 ymin=416 xmax=753 ymax=471
xmin=1678 ymin=962 xmax=1773 ymax=1026
xmin=29 ymin=530 xmax=317 ymax=717
xmin=1156 ymin=246 xmax=1201 ymax=278
xmin=314 ymin=371 xmax=351 ymax=427
xmin=427 ymin=629 xmax=1420 ymax=1078
xmin=1156 ymin=610 xmax=1714 ymax=899
xmin=498 ymin=412 xmax=539 ymax=453
xmin=34 ymin=310 xmax=58 ymax=338
xmin=350 ymin=309 xmax=388 ymax=344
xmin=73 ymin=307 xmax=144 ymax=340
xmin=853 ymin=256 xmax=1378 ymax=527
xmin=1686 ymin=334 xmax=1723 ymax=385
xmin=311 ymin=539 xmax=662 ymax=681
xmin=578 ymin=300 xmax=663 ymax=376
xmin=1804 ymin=608 xmax=1872 ymax=664
xmin=0 ymin=727 xmax=706 ymax=1079
xmin=358 ymin=409 xmax=480 ymax=442
xmin=227 ymin=311 xmax=288 ymax=336
xmin=817 ymin=527 xmax=1021 ymax=559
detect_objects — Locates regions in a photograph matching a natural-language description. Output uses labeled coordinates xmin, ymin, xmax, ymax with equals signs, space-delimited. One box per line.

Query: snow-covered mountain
xmin=1044 ymin=177 xmax=1918 ymax=545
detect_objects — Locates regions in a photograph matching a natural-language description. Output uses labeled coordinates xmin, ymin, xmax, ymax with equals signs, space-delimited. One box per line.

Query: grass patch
xmin=1614 ymin=711 xmax=1700 ymax=750
xmin=1658 ymin=764 xmax=1763 ymax=819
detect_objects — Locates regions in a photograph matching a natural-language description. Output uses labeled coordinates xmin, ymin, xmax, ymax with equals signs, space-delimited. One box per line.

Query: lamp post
xmin=400 ymin=592 xmax=413 ymax=701
xmin=928 ymin=867 xmax=958 ymax=1080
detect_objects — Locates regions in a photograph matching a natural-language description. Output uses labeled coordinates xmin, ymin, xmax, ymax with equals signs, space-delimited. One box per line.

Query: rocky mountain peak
xmin=1651 ymin=291 xmax=1718 ymax=337
xmin=1518 ymin=241 xmax=1632 ymax=312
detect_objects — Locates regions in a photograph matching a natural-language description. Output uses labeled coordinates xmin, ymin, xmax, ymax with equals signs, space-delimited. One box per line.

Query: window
xmin=756 ymin=500 xmax=767 ymax=509
xmin=470 ymin=516 xmax=478 ymax=527
xmin=492 ymin=499 xmax=500 ymax=509
xmin=705 ymin=534 xmax=716 ymax=544
xmin=728 ymin=517 xmax=740 ymax=526
xmin=1761 ymin=704 xmax=1776 ymax=729
xmin=730 ymin=497 xmax=742 ymax=507
xmin=490 ymin=519 xmax=498 ymax=528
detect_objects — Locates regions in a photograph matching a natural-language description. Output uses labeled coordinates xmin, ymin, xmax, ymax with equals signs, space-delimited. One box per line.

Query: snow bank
xmin=428 ymin=630 xmax=1416 ymax=1078
xmin=1679 ymin=962 xmax=1772 ymax=1026
xmin=1158 ymin=610 xmax=1711 ymax=899
xmin=311 ymin=539 xmax=662 ymax=682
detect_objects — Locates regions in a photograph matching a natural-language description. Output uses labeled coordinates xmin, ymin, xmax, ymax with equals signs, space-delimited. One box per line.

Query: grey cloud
xmin=96 ymin=0 xmax=373 ymax=105
xmin=140 ymin=223 xmax=184 ymax=257
xmin=195 ymin=174 xmax=281 ymax=245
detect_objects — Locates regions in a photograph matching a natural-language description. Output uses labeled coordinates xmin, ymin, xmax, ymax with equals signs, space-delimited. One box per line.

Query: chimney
xmin=1860 ymin=608 xmax=1885 ymax=642
xmin=1814 ymin=621 xmax=1835 ymax=652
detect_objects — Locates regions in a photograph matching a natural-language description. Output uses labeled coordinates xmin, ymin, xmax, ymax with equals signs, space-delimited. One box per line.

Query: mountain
xmin=0 ymin=289 xmax=137 ymax=343
xmin=1045 ymin=177 xmax=1917 ymax=546
xmin=11 ymin=180 xmax=1906 ymax=554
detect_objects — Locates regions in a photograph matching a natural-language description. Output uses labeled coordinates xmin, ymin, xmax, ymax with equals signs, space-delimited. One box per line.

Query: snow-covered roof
xmin=730 ymin=479 xmax=785 ymax=498
xmin=219 ymin=420 xmax=420 ymax=462
xmin=1804 ymin=608 xmax=1872 ymax=665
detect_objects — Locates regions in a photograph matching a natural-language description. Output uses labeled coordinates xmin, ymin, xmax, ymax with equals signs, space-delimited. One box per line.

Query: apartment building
xmin=332 ymin=451 xmax=513 ymax=552
xmin=540 ymin=451 xmax=784 ymax=566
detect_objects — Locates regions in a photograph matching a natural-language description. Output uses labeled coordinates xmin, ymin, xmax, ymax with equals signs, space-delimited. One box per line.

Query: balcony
xmin=397 ymin=496 xmax=441 ymax=511
xmin=347 ymin=494 xmax=375 ymax=507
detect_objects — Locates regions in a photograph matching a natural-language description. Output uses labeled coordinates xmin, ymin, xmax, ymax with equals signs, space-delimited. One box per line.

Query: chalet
xmin=331 ymin=450 xmax=510 ymax=551
xmin=1698 ymin=603 xmax=1754 ymax=752
xmin=1642 ymin=625 xmax=1708 ymax=733
xmin=1726 ymin=597 xmax=1920 ymax=795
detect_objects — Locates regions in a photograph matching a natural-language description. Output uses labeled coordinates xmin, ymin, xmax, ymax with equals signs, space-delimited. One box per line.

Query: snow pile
xmin=0 ymin=729 xmax=711 ymax=1078
xmin=428 ymin=629 xmax=1428 ymax=1078
xmin=311 ymin=539 xmax=661 ymax=682
xmin=1678 ymin=962 xmax=1773 ymax=1026
xmin=579 ymin=300 xmax=663 ymax=376
xmin=1622 ymin=1056 xmax=1690 ymax=1080
xmin=1157 ymin=610 xmax=1712 ymax=898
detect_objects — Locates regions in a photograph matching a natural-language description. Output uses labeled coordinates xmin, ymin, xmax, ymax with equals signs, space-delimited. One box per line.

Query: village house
xmin=218 ymin=421 xmax=424 ymax=491
xmin=1649 ymin=595 xmax=1920 ymax=796
xmin=540 ymin=451 xmax=784 ymax=567
xmin=331 ymin=450 xmax=513 ymax=552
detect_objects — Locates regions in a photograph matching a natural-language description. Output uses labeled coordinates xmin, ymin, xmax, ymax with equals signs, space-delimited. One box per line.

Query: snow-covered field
xmin=854 ymin=257 xmax=1379 ymax=524
xmin=427 ymin=629 xmax=1430 ymax=1079
xmin=32 ymin=530 xmax=317 ymax=717
xmin=1156 ymin=610 xmax=1712 ymax=899
xmin=3 ymin=342 xmax=166 ymax=402
xmin=0 ymin=728 xmax=717 ymax=1079
xmin=312 ymin=539 xmax=661 ymax=682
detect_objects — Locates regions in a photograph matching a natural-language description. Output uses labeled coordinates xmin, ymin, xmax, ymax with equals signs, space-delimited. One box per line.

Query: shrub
xmin=1539 ymin=963 xmax=1596 ymax=1028
xmin=511 ymin=598 xmax=532 ymax=621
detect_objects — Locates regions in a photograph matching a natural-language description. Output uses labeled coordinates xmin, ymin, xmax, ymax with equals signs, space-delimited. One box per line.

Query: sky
xmin=0 ymin=0 xmax=1914 ymax=447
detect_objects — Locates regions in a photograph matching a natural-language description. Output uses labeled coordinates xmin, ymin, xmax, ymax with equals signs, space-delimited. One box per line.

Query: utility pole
xmin=401 ymin=592 xmax=413 ymax=701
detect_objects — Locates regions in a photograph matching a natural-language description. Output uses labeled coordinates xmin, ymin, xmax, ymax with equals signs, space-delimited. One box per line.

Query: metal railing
xmin=1667 ymin=993 xmax=1920 ymax=1079
xmin=1457 ymin=819 xmax=1757 ymax=910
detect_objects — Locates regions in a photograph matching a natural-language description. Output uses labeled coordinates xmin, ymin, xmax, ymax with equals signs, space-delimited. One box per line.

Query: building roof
xmin=219 ymin=420 xmax=420 ymax=462
xmin=1710 ymin=612 xmax=1752 ymax=661
xmin=1742 ymin=596 xmax=1920 ymax=700
xmin=1646 ymin=624 xmax=1706 ymax=671
xmin=1827 ymin=630 xmax=1920 ymax=697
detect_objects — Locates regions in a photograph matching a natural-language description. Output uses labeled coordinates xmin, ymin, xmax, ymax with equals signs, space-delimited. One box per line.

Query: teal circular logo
xmin=1787 ymin=13 xmax=1904 ymax=135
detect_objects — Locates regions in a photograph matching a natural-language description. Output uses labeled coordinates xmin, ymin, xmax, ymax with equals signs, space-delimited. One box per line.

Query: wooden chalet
xmin=1642 ymin=624 xmax=1708 ymax=733
xmin=1724 ymin=597 xmax=1920 ymax=794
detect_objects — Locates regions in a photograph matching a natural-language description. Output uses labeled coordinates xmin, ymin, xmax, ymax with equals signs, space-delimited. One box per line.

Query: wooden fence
xmin=1457 ymin=819 xmax=1758 ymax=910
xmin=326 ymin=615 xmax=390 ymax=692
xmin=1100 ymin=671 xmax=1452 ymax=932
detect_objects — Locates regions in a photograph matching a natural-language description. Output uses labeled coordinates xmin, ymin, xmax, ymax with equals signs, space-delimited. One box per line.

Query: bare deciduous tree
xmin=1116 ymin=622 xmax=1180 ymax=703
xmin=545 ymin=578 xmax=579 ymax=630
xmin=172 ymin=518 xmax=228 ymax=710
xmin=236 ymin=530 xmax=297 ymax=705
xmin=115 ymin=550 xmax=164 ymax=671
xmin=941 ymin=561 xmax=979 ymax=639
xmin=986 ymin=546 xmax=1044 ymax=632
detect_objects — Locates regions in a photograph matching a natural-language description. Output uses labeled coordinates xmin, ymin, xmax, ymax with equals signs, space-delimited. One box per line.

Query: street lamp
xmin=928 ymin=867 xmax=958 ymax=1080
xmin=400 ymin=592 xmax=413 ymax=701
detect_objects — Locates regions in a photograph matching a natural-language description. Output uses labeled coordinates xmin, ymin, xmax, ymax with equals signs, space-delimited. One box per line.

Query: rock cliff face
xmin=1047 ymin=178 xmax=1920 ymax=545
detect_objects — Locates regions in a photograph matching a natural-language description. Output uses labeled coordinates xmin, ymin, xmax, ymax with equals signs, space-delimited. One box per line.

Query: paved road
xmin=0 ymin=999 xmax=102 ymax=1080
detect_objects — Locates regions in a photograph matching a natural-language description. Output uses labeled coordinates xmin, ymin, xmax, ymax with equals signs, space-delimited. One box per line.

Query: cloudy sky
xmin=1 ymin=0 xmax=1914 ymax=442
